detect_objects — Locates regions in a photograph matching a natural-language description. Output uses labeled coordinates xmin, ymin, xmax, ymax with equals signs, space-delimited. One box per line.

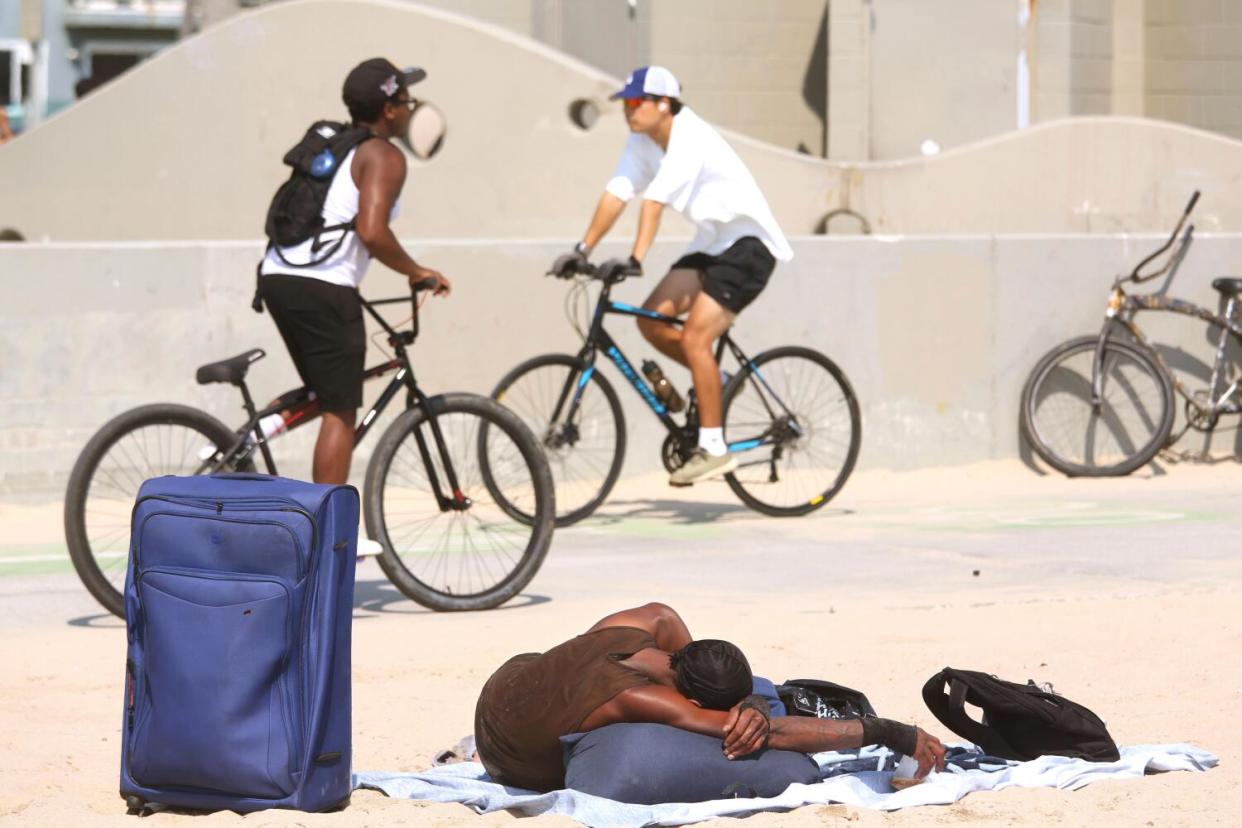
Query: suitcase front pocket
xmin=130 ymin=569 xmax=298 ymax=798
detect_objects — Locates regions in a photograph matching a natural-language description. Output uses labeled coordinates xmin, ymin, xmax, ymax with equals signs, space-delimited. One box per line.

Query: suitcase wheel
xmin=125 ymin=795 xmax=147 ymax=816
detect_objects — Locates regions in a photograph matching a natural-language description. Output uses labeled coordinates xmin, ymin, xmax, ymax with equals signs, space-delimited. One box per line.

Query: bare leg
xmin=313 ymin=409 xmax=356 ymax=484
xmin=680 ymin=292 xmax=736 ymax=428
xmin=637 ymin=268 xmax=702 ymax=366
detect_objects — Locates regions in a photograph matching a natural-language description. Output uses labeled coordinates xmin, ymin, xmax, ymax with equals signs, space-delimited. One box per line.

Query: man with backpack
xmin=257 ymin=58 xmax=450 ymax=491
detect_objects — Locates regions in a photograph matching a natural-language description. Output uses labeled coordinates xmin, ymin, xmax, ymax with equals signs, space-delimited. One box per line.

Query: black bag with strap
xmin=922 ymin=667 xmax=1119 ymax=762
xmin=776 ymin=679 xmax=877 ymax=720
xmin=252 ymin=120 xmax=373 ymax=312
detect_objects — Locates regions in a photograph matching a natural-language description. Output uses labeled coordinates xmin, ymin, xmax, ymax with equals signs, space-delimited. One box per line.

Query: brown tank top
xmin=473 ymin=626 xmax=657 ymax=791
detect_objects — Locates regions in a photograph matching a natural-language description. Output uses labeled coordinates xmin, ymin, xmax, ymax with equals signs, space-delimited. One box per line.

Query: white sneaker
xmin=669 ymin=449 xmax=738 ymax=487
xmin=357 ymin=538 xmax=384 ymax=558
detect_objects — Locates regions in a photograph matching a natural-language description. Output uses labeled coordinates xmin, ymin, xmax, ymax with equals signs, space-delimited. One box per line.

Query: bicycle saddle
xmin=1211 ymin=277 xmax=1242 ymax=296
xmin=196 ymin=349 xmax=265 ymax=386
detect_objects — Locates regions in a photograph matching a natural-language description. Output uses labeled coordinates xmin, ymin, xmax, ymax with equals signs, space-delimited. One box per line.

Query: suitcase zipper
xmin=135 ymin=507 xmax=311 ymax=581
xmin=136 ymin=495 xmax=317 ymax=574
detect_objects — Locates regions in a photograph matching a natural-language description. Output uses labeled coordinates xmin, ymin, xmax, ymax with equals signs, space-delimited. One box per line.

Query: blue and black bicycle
xmin=490 ymin=262 xmax=861 ymax=525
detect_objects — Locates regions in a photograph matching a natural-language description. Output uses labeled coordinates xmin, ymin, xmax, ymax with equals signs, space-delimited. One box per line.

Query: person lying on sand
xmin=474 ymin=602 xmax=946 ymax=791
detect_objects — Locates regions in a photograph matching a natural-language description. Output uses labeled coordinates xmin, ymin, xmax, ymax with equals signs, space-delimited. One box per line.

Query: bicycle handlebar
xmin=1126 ymin=190 xmax=1200 ymax=285
xmin=549 ymin=259 xmax=640 ymax=284
xmin=360 ymin=278 xmax=439 ymax=346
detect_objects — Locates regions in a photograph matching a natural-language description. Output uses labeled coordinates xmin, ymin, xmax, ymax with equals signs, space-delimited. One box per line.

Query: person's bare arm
xmin=768 ymin=717 xmax=947 ymax=779
xmin=591 ymin=684 xmax=769 ymax=759
xmin=354 ymin=141 xmax=450 ymax=294
xmin=631 ymin=199 xmax=664 ymax=262
xmin=580 ymin=192 xmax=628 ymax=251
xmin=587 ymin=602 xmax=692 ymax=651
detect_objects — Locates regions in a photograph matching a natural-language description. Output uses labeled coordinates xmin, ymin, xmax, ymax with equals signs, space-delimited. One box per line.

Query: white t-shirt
xmin=605 ymin=107 xmax=792 ymax=262
xmin=260 ymin=147 xmax=399 ymax=288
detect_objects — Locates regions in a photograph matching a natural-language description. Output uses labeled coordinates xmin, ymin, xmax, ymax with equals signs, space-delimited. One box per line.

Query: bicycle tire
xmin=64 ymin=403 xmax=244 ymax=618
xmin=721 ymin=346 xmax=861 ymax=516
xmin=490 ymin=353 xmax=626 ymax=527
xmin=364 ymin=393 xmax=555 ymax=611
xmin=1020 ymin=335 xmax=1174 ymax=477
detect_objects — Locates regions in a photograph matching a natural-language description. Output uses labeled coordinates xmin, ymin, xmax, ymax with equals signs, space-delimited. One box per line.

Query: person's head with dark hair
xmin=669 ymin=639 xmax=753 ymax=710
xmin=342 ymin=58 xmax=426 ymax=133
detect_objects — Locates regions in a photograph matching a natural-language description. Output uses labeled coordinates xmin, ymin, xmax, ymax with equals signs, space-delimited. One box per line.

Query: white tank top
xmin=260 ymin=147 xmax=400 ymax=288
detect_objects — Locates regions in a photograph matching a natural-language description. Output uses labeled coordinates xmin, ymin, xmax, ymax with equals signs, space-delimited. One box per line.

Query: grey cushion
xmin=561 ymin=723 xmax=819 ymax=804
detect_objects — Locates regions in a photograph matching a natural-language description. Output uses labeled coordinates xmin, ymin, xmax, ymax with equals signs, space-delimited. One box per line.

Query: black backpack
xmin=776 ymin=679 xmax=877 ymax=720
xmin=252 ymin=120 xmax=373 ymax=312
xmin=922 ymin=667 xmax=1120 ymax=762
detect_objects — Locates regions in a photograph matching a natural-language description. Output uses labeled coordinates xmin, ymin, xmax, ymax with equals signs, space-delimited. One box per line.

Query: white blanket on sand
xmin=353 ymin=743 xmax=1215 ymax=827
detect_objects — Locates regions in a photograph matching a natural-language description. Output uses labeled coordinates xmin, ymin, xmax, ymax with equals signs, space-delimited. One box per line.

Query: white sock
xmin=698 ymin=427 xmax=727 ymax=457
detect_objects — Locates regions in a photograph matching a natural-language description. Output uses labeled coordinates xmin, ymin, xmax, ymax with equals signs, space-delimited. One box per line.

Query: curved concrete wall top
xmin=3 ymin=0 xmax=1242 ymax=242
xmin=848 ymin=118 xmax=1242 ymax=235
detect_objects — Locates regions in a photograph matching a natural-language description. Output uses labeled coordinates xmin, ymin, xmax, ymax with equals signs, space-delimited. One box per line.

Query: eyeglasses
xmin=622 ymin=95 xmax=658 ymax=110
xmin=393 ymin=97 xmax=419 ymax=112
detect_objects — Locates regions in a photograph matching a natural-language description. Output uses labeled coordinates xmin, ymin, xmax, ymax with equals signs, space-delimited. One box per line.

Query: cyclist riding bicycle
xmin=551 ymin=66 xmax=793 ymax=486
xmin=257 ymin=58 xmax=451 ymax=493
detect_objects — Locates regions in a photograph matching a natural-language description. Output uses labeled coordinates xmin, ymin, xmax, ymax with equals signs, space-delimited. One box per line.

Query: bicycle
xmin=489 ymin=261 xmax=862 ymax=526
xmin=1021 ymin=191 xmax=1242 ymax=476
xmin=64 ymin=282 xmax=556 ymax=616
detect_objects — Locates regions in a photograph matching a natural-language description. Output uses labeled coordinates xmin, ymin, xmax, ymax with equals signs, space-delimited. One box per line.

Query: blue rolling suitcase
xmin=119 ymin=473 xmax=359 ymax=814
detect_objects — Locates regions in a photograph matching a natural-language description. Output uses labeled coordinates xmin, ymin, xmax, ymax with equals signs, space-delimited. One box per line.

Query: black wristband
xmin=859 ymin=717 xmax=918 ymax=756
xmin=737 ymin=694 xmax=771 ymax=721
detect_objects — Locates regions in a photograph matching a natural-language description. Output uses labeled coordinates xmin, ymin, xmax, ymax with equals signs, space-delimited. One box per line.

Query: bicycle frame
xmin=1089 ymin=190 xmax=1242 ymax=422
xmin=1098 ymin=288 xmax=1242 ymax=419
xmin=552 ymin=277 xmax=802 ymax=459
xmin=207 ymin=292 xmax=471 ymax=512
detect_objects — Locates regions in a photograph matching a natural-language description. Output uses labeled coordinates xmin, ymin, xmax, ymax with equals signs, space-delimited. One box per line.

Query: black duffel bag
xmin=922 ymin=667 xmax=1120 ymax=762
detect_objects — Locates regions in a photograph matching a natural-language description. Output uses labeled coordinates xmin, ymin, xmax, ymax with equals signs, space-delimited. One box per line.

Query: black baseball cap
xmin=342 ymin=58 xmax=426 ymax=111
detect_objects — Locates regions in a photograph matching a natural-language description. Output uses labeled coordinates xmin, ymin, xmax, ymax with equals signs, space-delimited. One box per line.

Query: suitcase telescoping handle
xmin=210 ymin=472 xmax=278 ymax=482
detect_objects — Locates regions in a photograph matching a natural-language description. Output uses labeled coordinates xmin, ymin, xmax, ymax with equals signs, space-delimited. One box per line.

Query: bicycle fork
xmin=406 ymin=389 xmax=472 ymax=513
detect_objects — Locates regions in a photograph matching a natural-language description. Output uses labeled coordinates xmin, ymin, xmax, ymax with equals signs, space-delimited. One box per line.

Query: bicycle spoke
xmin=494 ymin=360 xmax=622 ymax=522
xmin=724 ymin=350 xmax=858 ymax=513
xmin=1027 ymin=341 xmax=1167 ymax=470
xmin=378 ymin=408 xmax=543 ymax=601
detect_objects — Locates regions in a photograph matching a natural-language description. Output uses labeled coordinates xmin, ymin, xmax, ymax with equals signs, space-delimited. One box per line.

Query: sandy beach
xmin=1 ymin=458 xmax=1238 ymax=826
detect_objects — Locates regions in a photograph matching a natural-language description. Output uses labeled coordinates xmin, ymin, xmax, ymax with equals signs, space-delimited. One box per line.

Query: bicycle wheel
xmin=364 ymin=393 xmax=555 ymax=611
xmin=64 ymin=403 xmax=248 ymax=618
xmin=490 ymin=354 xmax=625 ymax=527
xmin=1020 ymin=335 xmax=1174 ymax=476
xmin=721 ymin=346 xmax=861 ymax=516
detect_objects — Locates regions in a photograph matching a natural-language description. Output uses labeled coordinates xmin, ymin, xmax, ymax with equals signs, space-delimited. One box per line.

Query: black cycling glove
xmin=597 ymin=256 xmax=643 ymax=283
xmin=549 ymin=244 xmax=590 ymax=278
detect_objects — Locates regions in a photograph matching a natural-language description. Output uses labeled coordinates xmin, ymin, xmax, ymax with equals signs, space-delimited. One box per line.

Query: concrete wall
xmin=1032 ymin=0 xmax=1115 ymax=120
xmin=1145 ymin=0 xmax=1242 ymax=142
xmin=848 ymin=118 xmax=1242 ymax=235
xmin=645 ymin=0 xmax=828 ymax=157
xmin=5 ymin=235 xmax=1241 ymax=495
xmin=826 ymin=0 xmax=869 ymax=161
xmin=867 ymin=0 xmax=1020 ymax=160
xmin=8 ymin=1 xmax=1242 ymax=246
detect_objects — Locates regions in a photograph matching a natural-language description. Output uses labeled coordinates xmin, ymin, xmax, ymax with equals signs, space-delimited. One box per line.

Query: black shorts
xmin=259 ymin=274 xmax=365 ymax=412
xmin=671 ymin=236 xmax=776 ymax=314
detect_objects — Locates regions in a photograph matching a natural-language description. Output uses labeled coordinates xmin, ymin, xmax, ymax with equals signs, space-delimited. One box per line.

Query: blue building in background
xmin=1 ymin=0 xmax=184 ymax=135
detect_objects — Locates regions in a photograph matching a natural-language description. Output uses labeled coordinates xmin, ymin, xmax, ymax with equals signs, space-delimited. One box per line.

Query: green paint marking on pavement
xmin=0 ymin=544 xmax=76 ymax=576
